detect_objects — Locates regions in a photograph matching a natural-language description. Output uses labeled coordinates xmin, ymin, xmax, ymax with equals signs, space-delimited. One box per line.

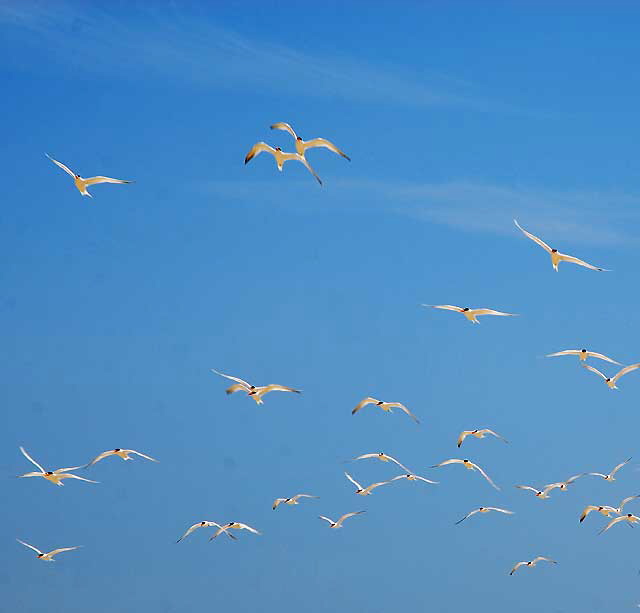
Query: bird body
xmin=46 ymin=154 xmax=132 ymax=197
xmin=509 ymin=556 xmax=557 ymax=575
xmin=244 ymin=142 xmax=322 ymax=184
xmin=352 ymin=452 xmax=412 ymax=472
xmin=351 ymin=397 xmax=419 ymax=423
xmin=85 ymin=448 xmax=158 ymax=468
xmin=430 ymin=458 xmax=500 ymax=490
xmin=272 ymin=494 xmax=319 ymax=510
xmin=456 ymin=507 xmax=514 ymax=524
xmin=422 ymin=304 xmax=516 ymax=324
xmin=457 ymin=429 xmax=508 ymax=448
xmin=18 ymin=447 xmax=98 ymax=486
xmin=546 ymin=349 xmax=620 ymax=364
xmin=318 ymin=511 xmax=365 ymax=529
xmin=17 ymin=539 xmax=81 ymax=561
xmin=211 ymin=370 xmax=301 ymax=404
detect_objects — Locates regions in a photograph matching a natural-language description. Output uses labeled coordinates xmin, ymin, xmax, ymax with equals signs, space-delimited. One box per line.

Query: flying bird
xmin=17 ymin=539 xmax=81 ymax=561
xmin=513 ymin=219 xmax=608 ymax=272
xmin=579 ymin=505 xmax=618 ymax=523
xmin=509 ymin=556 xmax=557 ymax=575
xmin=546 ymin=349 xmax=620 ymax=365
xmin=607 ymin=495 xmax=640 ymax=515
xmin=599 ymin=513 xmax=640 ymax=535
xmin=430 ymin=459 xmax=500 ymax=490
xmin=455 ymin=507 xmax=514 ymax=525
xmin=210 ymin=370 xmax=301 ymax=405
xmin=351 ymin=452 xmax=412 ymax=473
xmin=176 ymin=521 xmax=237 ymax=543
xmin=543 ymin=473 xmax=586 ymax=492
xmin=18 ymin=447 xmax=98 ymax=486
xmin=351 ymin=397 xmax=420 ymax=423
xmin=421 ymin=304 xmax=517 ymax=324
xmin=46 ymin=154 xmax=132 ymax=198
xmin=209 ymin=522 xmax=261 ymax=540
xmin=244 ymin=142 xmax=322 ymax=185
xmin=390 ymin=473 xmax=439 ymax=485
xmin=318 ymin=511 xmax=365 ymax=529
xmin=85 ymin=448 xmax=158 ymax=468
xmin=515 ymin=484 xmax=556 ymax=499
xmin=344 ymin=472 xmax=390 ymax=496
xmin=272 ymin=494 xmax=319 ymax=510
xmin=582 ymin=363 xmax=640 ymax=389
xmin=457 ymin=429 xmax=508 ymax=448
xmin=587 ymin=458 xmax=632 ymax=481
xmin=270 ymin=122 xmax=351 ymax=161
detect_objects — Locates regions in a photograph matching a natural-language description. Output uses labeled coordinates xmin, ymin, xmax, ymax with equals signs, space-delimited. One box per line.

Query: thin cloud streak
xmin=0 ymin=2 xmax=509 ymax=112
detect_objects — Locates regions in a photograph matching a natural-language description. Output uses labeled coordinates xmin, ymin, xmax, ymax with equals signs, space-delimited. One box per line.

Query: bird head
xmin=114 ymin=448 xmax=121 ymax=452
xmin=462 ymin=307 xmax=470 ymax=312
xmin=551 ymin=248 xmax=558 ymax=253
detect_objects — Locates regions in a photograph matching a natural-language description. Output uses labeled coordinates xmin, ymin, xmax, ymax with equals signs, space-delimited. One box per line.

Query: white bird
xmin=210 ymin=369 xmax=301 ymax=404
xmin=457 ymin=429 xmax=508 ymax=448
xmin=351 ymin=397 xmax=420 ymax=424
xmin=351 ymin=452 xmax=412 ymax=473
xmin=421 ymin=304 xmax=517 ymax=324
xmin=176 ymin=521 xmax=237 ymax=542
xmin=430 ymin=459 xmax=500 ymax=490
xmin=85 ymin=448 xmax=158 ymax=468
xmin=46 ymin=154 xmax=132 ymax=198
xmin=270 ymin=122 xmax=351 ymax=161
xmin=543 ymin=473 xmax=586 ymax=492
xmin=209 ymin=522 xmax=261 ymax=540
xmin=582 ymin=363 xmax=640 ymax=389
xmin=455 ymin=507 xmax=514 ymax=525
xmin=244 ymin=142 xmax=322 ymax=185
xmin=546 ymin=349 xmax=620 ymax=365
xmin=17 ymin=447 xmax=98 ymax=486
xmin=318 ymin=511 xmax=365 ymax=529
xmin=513 ymin=219 xmax=608 ymax=272
xmin=515 ymin=484 xmax=556 ymax=499
xmin=587 ymin=457 xmax=632 ymax=481
xmin=509 ymin=556 xmax=557 ymax=575
xmin=390 ymin=473 xmax=439 ymax=485
xmin=608 ymin=495 xmax=640 ymax=515
xmin=579 ymin=505 xmax=618 ymax=523
xmin=344 ymin=472 xmax=390 ymax=496
xmin=599 ymin=513 xmax=640 ymax=535
xmin=17 ymin=539 xmax=81 ymax=561
xmin=272 ymin=494 xmax=319 ymax=510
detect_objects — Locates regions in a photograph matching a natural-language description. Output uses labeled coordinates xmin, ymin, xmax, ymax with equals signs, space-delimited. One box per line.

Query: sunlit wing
xmin=344 ymin=472 xmax=362 ymax=489
xmin=210 ymin=369 xmax=252 ymax=389
xmin=557 ymin=252 xmax=607 ymax=271
xmin=421 ymin=304 xmax=463 ymax=312
xmin=16 ymin=539 xmax=42 ymax=554
xmin=352 ymin=397 xmax=378 ymax=414
xmin=19 ymin=447 xmax=46 ymax=473
xmin=471 ymin=309 xmax=516 ymax=317
xmin=46 ymin=153 xmax=76 ymax=178
xmin=270 ymin=122 xmax=298 ymax=139
xmin=128 ymin=450 xmax=158 ymax=462
xmin=302 ymin=137 xmax=350 ymax=161
xmin=612 ymin=364 xmax=640 ymax=384
xmin=85 ymin=451 xmax=115 ymax=467
xmin=582 ymin=363 xmax=608 ymax=380
xmin=513 ymin=219 xmax=553 ymax=253
xmin=244 ymin=142 xmax=277 ymax=164
xmin=83 ymin=176 xmax=132 ymax=186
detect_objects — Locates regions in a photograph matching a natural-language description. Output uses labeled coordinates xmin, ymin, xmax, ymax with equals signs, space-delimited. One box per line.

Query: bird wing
xmin=58 ymin=473 xmax=99 ymax=483
xmin=354 ymin=453 xmax=377 ymax=461
xmin=582 ymin=363 xmax=608 ymax=380
xmin=412 ymin=474 xmax=439 ymax=484
xmin=532 ymin=556 xmax=557 ymax=565
xmin=387 ymin=402 xmax=420 ymax=423
xmin=557 ymin=252 xmax=607 ymax=271
xmin=509 ymin=561 xmax=526 ymax=575
xmin=17 ymin=539 xmax=42 ymax=554
xmin=19 ymin=447 xmax=46 ymax=473
xmin=599 ymin=516 xmax=626 ymax=534
xmin=587 ymin=352 xmax=621 ymax=365
xmin=579 ymin=506 xmax=598 ymax=522
xmin=48 ymin=546 xmax=81 ymax=557
xmin=431 ymin=458 xmax=463 ymax=468
xmin=301 ymin=137 xmax=350 ymax=161
xmin=363 ymin=481 xmax=390 ymax=494
xmin=209 ymin=525 xmax=228 ymax=540
xmin=53 ymin=466 xmax=85 ymax=474
xmin=293 ymin=154 xmax=323 ymax=185
xmin=236 ymin=523 xmax=260 ymax=534
xmin=272 ymin=498 xmax=286 ymax=510
xmin=318 ymin=515 xmax=334 ymax=525
xmin=256 ymin=384 xmax=301 ymax=396
xmin=46 ymin=153 xmax=76 ymax=178
xmin=481 ymin=429 xmax=509 ymax=443
xmin=487 ymin=507 xmax=514 ymax=515
xmin=85 ymin=450 xmax=115 ymax=467
xmin=128 ymin=450 xmax=159 ymax=462
xmin=457 ymin=431 xmax=471 ymax=447
xmin=564 ymin=473 xmax=586 ymax=485
xmin=270 ymin=122 xmax=298 ymax=139
xmin=513 ymin=219 xmax=552 ymax=253
xmin=470 ymin=309 xmax=516 ymax=317
xmin=210 ymin=369 xmax=252 ymax=389
xmin=455 ymin=509 xmax=479 ymax=524
xmin=421 ymin=304 xmax=463 ymax=312
xmin=612 ymin=364 xmax=640 ymax=384
xmin=176 ymin=523 xmax=205 ymax=542
xmin=224 ymin=383 xmax=248 ymax=395
xmin=344 ymin=472 xmax=363 ymax=490
xmin=244 ymin=142 xmax=276 ymax=164
xmin=610 ymin=457 xmax=632 ymax=476
xmin=352 ymin=397 xmax=378 ymax=415
xmin=335 ymin=511 xmax=365 ymax=527
xmin=83 ymin=176 xmax=131 ymax=186
xmin=291 ymin=494 xmax=319 ymax=501
xmin=18 ymin=472 xmax=43 ymax=478
xmin=385 ymin=455 xmax=412 ymax=472
xmin=619 ymin=495 xmax=640 ymax=512
xmin=546 ymin=350 xmax=580 ymax=358
xmin=473 ymin=463 xmax=500 ymax=490
xmin=587 ymin=472 xmax=607 ymax=478
xmin=515 ymin=485 xmax=539 ymax=493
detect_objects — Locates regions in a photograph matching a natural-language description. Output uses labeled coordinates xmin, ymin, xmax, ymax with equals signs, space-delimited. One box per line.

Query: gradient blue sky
xmin=2 ymin=1 xmax=640 ymax=611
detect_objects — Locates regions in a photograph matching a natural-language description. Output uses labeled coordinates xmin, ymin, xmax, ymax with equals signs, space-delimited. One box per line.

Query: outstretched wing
xmin=257 ymin=384 xmax=301 ymax=396
xmin=48 ymin=546 xmax=82 ymax=557
xmin=244 ymin=142 xmax=276 ymax=164
xmin=19 ymin=447 xmax=46 ymax=473
xmin=509 ymin=561 xmax=526 ymax=575
xmin=587 ymin=351 xmax=620 ymax=364
xmin=481 ymin=429 xmax=509 ymax=443
xmin=546 ymin=350 xmax=580 ymax=358
xmin=421 ymin=304 xmax=463 ymax=312
xmin=336 ymin=511 xmax=365 ymax=527
xmin=83 ymin=176 xmax=132 ymax=186
xmin=557 ymin=252 xmax=608 ymax=271
xmin=471 ymin=309 xmax=516 ymax=317
xmin=455 ymin=509 xmax=478 ymax=524
xmin=318 ymin=515 xmax=334 ymax=525
xmin=58 ymin=473 xmax=99 ymax=484
xmin=128 ymin=450 xmax=159 ymax=462
xmin=210 ymin=369 xmax=252 ymax=389
xmin=582 ymin=363 xmax=608 ymax=380
xmin=388 ymin=402 xmax=420 ymax=424
xmin=610 ymin=457 xmax=632 ymax=476
xmin=513 ymin=219 xmax=552 ymax=253
xmin=344 ymin=472 xmax=362 ymax=490
xmin=457 ymin=431 xmax=471 ymax=448
xmin=236 ymin=523 xmax=261 ymax=534
xmin=431 ymin=458 xmax=463 ymax=468
xmin=352 ymin=397 xmax=378 ymax=415
xmin=46 ymin=153 xmax=76 ymax=178
xmin=532 ymin=556 xmax=556 ymax=565
xmin=301 ymin=137 xmax=350 ymax=161
xmin=619 ymin=495 xmax=640 ymax=512
xmin=473 ymin=463 xmax=500 ymax=490
xmin=270 ymin=122 xmax=298 ymax=139
xmin=599 ymin=516 xmax=625 ymax=534
xmin=17 ymin=539 xmax=42 ymax=555
xmin=85 ymin=450 xmax=115 ymax=468
xmin=612 ymin=364 xmax=640 ymax=384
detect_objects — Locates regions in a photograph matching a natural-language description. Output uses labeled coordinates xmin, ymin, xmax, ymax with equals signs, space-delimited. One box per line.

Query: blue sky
xmin=2 ymin=1 xmax=640 ymax=611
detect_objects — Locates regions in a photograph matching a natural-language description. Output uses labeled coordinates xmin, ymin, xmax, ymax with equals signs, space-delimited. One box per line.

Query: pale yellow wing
xmin=301 ymin=137 xmax=350 ymax=161
xmin=83 ymin=176 xmax=132 ymax=186
xmin=245 ymin=142 xmax=276 ymax=164
xmin=514 ymin=219 xmax=552 ymax=253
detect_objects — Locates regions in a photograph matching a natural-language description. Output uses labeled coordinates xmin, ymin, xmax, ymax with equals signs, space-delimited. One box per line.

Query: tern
xmin=546 ymin=349 xmax=620 ymax=365
xmin=272 ymin=494 xmax=319 ymax=510
xmin=455 ymin=507 xmax=514 ymax=525
xmin=210 ymin=369 xmax=301 ymax=404
xmin=515 ymin=484 xmax=556 ymax=499
xmin=244 ymin=142 xmax=322 ymax=185
xmin=513 ymin=219 xmax=608 ymax=272
xmin=430 ymin=459 xmax=500 ymax=490
xmin=587 ymin=458 xmax=632 ymax=481
xmin=176 ymin=521 xmax=237 ymax=542
xmin=599 ymin=513 xmax=640 ymax=535
xmin=390 ymin=473 xmax=439 ymax=485
xmin=351 ymin=452 xmax=412 ymax=473
xmin=18 ymin=447 xmax=98 ymax=486
xmin=46 ymin=154 xmax=132 ymax=198
xmin=17 ymin=539 xmax=81 ymax=561
xmin=579 ymin=505 xmax=618 ymax=523
xmin=351 ymin=397 xmax=420 ymax=423
xmin=270 ymin=122 xmax=351 ymax=161
xmin=421 ymin=304 xmax=517 ymax=324
xmin=85 ymin=448 xmax=158 ymax=468
xmin=543 ymin=473 xmax=586 ymax=492
xmin=457 ymin=429 xmax=508 ymax=448
xmin=344 ymin=472 xmax=390 ymax=496
xmin=209 ymin=522 xmax=261 ymax=540
xmin=582 ymin=363 xmax=640 ymax=389
xmin=318 ymin=511 xmax=365 ymax=529
xmin=509 ymin=556 xmax=557 ymax=575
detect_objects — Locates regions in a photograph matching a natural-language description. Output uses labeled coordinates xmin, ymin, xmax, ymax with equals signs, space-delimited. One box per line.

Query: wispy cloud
xmin=201 ymin=177 xmax=640 ymax=246
xmin=0 ymin=1 xmax=509 ymax=112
